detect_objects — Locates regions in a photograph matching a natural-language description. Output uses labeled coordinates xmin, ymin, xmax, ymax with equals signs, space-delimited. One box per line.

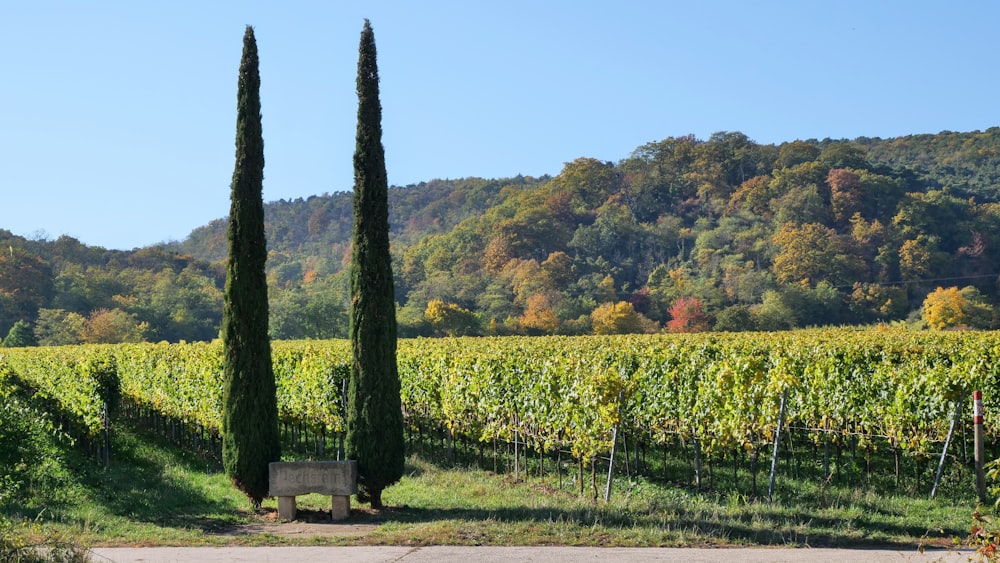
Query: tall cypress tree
xmin=346 ymin=19 xmax=404 ymax=509
xmin=221 ymin=25 xmax=280 ymax=508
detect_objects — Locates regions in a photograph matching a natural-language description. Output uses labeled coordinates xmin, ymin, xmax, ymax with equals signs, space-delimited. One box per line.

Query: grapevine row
xmin=2 ymin=328 xmax=996 ymax=463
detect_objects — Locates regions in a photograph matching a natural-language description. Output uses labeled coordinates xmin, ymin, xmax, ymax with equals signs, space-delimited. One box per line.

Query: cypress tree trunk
xmin=346 ymin=19 xmax=404 ymax=510
xmin=221 ymin=25 xmax=281 ymax=508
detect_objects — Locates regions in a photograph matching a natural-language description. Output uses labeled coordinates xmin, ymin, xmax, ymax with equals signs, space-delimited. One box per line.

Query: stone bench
xmin=268 ymin=460 xmax=358 ymax=521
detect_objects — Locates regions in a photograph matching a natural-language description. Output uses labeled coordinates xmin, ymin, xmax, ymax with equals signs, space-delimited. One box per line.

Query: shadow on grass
xmin=329 ymin=450 xmax=970 ymax=549
xmin=63 ymin=424 xmax=246 ymax=533
xmin=342 ymin=499 xmax=967 ymax=549
xmin=7 ymin=425 xmax=968 ymax=548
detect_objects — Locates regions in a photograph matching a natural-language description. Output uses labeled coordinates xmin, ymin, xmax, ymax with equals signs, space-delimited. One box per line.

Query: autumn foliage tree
xmin=591 ymin=301 xmax=654 ymax=334
xmin=425 ymin=299 xmax=480 ymax=336
xmin=771 ymin=222 xmax=862 ymax=286
xmin=827 ymin=168 xmax=864 ymax=225
xmin=899 ymin=236 xmax=937 ymax=281
xmin=922 ymin=286 xmax=994 ymax=330
xmin=666 ymin=297 xmax=711 ymax=333
xmin=81 ymin=308 xmax=148 ymax=343
xmin=922 ymin=287 xmax=967 ymax=329
xmin=520 ymin=293 xmax=559 ymax=334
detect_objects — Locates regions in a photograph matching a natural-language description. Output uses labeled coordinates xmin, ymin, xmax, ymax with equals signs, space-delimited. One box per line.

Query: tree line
xmin=4 ymin=128 xmax=1000 ymax=344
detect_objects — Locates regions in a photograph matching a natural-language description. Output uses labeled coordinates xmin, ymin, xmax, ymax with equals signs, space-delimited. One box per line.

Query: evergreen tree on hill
xmin=2 ymin=320 xmax=37 ymax=347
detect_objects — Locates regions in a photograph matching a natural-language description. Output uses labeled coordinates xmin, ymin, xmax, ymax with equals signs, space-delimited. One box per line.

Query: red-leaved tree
xmin=666 ymin=297 xmax=711 ymax=333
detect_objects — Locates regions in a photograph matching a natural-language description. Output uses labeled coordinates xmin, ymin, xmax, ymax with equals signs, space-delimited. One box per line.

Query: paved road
xmin=87 ymin=545 xmax=974 ymax=562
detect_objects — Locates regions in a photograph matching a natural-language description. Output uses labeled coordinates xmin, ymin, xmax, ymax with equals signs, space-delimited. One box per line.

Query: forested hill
xmin=857 ymin=128 xmax=1000 ymax=199
xmin=4 ymin=128 xmax=1000 ymax=345
xmin=172 ymin=175 xmax=548 ymax=263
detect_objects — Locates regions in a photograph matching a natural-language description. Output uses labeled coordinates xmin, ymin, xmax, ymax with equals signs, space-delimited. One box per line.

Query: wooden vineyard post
xmin=768 ymin=390 xmax=788 ymax=503
xmin=930 ymin=396 xmax=962 ymax=499
xmin=514 ymin=416 xmax=521 ymax=482
xmin=974 ymin=390 xmax=987 ymax=503
xmin=604 ymin=390 xmax=624 ymax=502
xmin=604 ymin=420 xmax=619 ymax=501
xmin=101 ymin=399 xmax=111 ymax=468
xmin=693 ymin=430 xmax=702 ymax=489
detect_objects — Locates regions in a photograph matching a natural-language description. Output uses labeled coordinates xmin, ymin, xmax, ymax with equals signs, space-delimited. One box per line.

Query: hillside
xmin=177 ymin=128 xmax=1000 ymax=338
xmin=3 ymin=128 xmax=1000 ymax=343
xmin=857 ymin=127 xmax=1000 ymax=199
xmin=173 ymin=176 xmax=548 ymax=262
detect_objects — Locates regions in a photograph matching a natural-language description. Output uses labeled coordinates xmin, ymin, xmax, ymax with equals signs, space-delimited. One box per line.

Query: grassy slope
xmin=7 ymin=427 xmax=252 ymax=546
xmin=2 ymin=424 xmax=977 ymax=549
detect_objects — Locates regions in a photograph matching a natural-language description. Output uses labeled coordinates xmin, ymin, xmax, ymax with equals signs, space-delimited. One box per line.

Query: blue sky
xmin=2 ymin=1 xmax=998 ymax=250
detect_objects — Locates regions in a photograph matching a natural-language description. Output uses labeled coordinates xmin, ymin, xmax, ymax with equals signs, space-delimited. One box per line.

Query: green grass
xmin=4 ymin=426 xmax=256 ymax=547
xmin=349 ymin=456 xmax=972 ymax=548
xmin=1 ymin=423 xmax=980 ymax=549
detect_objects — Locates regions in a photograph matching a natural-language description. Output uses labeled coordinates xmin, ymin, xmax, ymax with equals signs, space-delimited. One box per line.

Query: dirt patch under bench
xmin=218 ymin=508 xmax=378 ymax=539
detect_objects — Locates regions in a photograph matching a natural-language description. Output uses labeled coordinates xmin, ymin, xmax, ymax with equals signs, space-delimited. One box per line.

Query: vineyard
xmin=2 ymin=327 xmax=997 ymax=497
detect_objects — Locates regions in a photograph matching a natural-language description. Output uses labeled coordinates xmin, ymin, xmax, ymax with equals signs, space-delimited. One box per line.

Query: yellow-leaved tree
xmin=425 ymin=300 xmax=480 ymax=336
xmin=81 ymin=308 xmax=148 ymax=344
xmin=520 ymin=293 xmax=559 ymax=334
xmin=591 ymin=301 xmax=657 ymax=335
xmin=922 ymin=286 xmax=994 ymax=330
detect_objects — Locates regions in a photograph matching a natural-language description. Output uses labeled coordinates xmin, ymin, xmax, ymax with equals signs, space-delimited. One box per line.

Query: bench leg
xmin=331 ymin=495 xmax=350 ymax=521
xmin=278 ymin=496 xmax=297 ymax=521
